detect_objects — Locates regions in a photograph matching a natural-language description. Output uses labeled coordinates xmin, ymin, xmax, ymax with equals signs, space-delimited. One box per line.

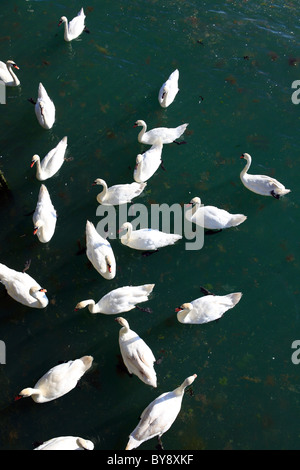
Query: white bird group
xmin=1 ymin=2 xmax=292 ymax=453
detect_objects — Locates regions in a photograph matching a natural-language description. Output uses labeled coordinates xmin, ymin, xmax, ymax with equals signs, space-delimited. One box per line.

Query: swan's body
xmin=125 ymin=374 xmax=197 ymax=450
xmin=35 ymin=83 xmax=55 ymax=130
xmin=185 ymin=197 xmax=247 ymax=230
xmin=34 ymin=436 xmax=94 ymax=450
xmin=120 ymin=222 xmax=182 ymax=251
xmin=240 ymin=153 xmax=291 ymax=199
xmin=31 ymin=136 xmax=68 ymax=181
xmin=176 ymin=292 xmax=242 ymax=324
xmin=0 ymin=60 xmax=20 ymax=86
xmin=134 ymin=119 xmax=188 ymax=145
xmin=17 ymin=356 xmax=93 ymax=403
xmin=75 ymin=284 xmax=155 ymax=314
xmin=133 ymin=139 xmax=163 ymax=183
xmin=86 ymin=220 xmax=116 ymax=280
xmin=0 ymin=262 xmax=48 ymax=308
xmin=33 ymin=185 xmax=57 ymax=243
xmin=93 ymin=178 xmax=146 ymax=206
xmin=58 ymin=8 xmax=86 ymax=42
xmin=116 ymin=317 xmax=157 ymax=388
xmin=158 ymin=69 xmax=179 ymax=108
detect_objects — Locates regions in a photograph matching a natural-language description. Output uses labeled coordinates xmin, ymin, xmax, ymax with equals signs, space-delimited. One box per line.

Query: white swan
xmin=134 ymin=119 xmax=188 ymax=145
xmin=115 ymin=317 xmax=157 ymax=388
xmin=185 ymin=196 xmax=247 ymax=230
xmin=33 ymin=185 xmax=57 ymax=243
xmin=240 ymin=153 xmax=291 ymax=199
xmin=31 ymin=136 xmax=68 ymax=181
xmin=86 ymin=220 xmax=116 ymax=280
xmin=75 ymin=284 xmax=155 ymax=314
xmin=158 ymin=69 xmax=179 ymax=108
xmin=93 ymin=178 xmax=146 ymax=206
xmin=0 ymin=60 xmax=20 ymax=86
xmin=34 ymin=83 xmax=55 ymax=130
xmin=0 ymin=262 xmax=48 ymax=309
xmin=119 ymin=222 xmax=182 ymax=252
xmin=125 ymin=374 xmax=197 ymax=450
xmin=34 ymin=436 xmax=94 ymax=450
xmin=176 ymin=292 xmax=243 ymax=324
xmin=133 ymin=139 xmax=163 ymax=183
xmin=16 ymin=356 xmax=93 ymax=403
xmin=58 ymin=8 xmax=86 ymax=42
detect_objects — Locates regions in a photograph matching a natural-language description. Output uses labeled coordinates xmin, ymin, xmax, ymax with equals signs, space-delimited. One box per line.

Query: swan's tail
xmin=79 ymin=355 xmax=94 ymax=371
xmin=176 ymin=123 xmax=189 ymax=137
xmin=229 ymin=214 xmax=247 ymax=227
xmin=0 ymin=263 xmax=14 ymax=282
xmin=227 ymin=292 xmax=243 ymax=306
xmin=125 ymin=436 xmax=140 ymax=451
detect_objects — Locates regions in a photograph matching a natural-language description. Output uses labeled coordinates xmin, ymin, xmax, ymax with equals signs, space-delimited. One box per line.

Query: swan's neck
xmin=191 ymin=201 xmax=200 ymax=217
xmin=241 ymin=157 xmax=251 ymax=177
xmin=63 ymin=19 xmax=70 ymax=41
xmin=138 ymin=122 xmax=147 ymax=142
xmin=123 ymin=225 xmax=132 ymax=241
xmin=81 ymin=299 xmax=98 ymax=313
xmin=34 ymin=158 xmax=43 ymax=179
xmin=30 ymin=289 xmax=48 ymax=307
xmin=176 ymin=308 xmax=188 ymax=323
xmin=7 ymin=64 xmax=20 ymax=86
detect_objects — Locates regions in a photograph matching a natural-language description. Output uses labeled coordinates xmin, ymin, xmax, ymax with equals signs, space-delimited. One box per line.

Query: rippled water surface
xmin=0 ymin=0 xmax=300 ymax=451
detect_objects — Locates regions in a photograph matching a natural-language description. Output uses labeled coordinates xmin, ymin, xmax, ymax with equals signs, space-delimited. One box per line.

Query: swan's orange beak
xmin=14 ymin=395 xmax=22 ymax=401
xmin=175 ymin=307 xmax=183 ymax=312
xmin=133 ymin=123 xmax=138 ymax=128
xmin=33 ymin=227 xmax=38 ymax=235
xmin=39 ymin=289 xmax=47 ymax=293
xmin=58 ymin=20 xmax=63 ymax=26
xmin=13 ymin=64 xmax=19 ymax=70
xmin=30 ymin=161 xmax=36 ymax=168
xmin=240 ymin=155 xmax=245 ymax=159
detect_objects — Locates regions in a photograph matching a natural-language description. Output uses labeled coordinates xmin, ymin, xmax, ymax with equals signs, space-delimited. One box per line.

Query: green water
xmin=0 ymin=0 xmax=299 ymax=451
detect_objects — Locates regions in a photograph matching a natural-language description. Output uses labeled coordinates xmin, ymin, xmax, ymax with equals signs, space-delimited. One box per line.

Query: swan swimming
xmin=240 ymin=153 xmax=291 ymax=199
xmin=134 ymin=119 xmax=188 ymax=145
xmin=16 ymin=356 xmax=93 ymax=403
xmin=31 ymin=136 xmax=68 ymax=181
xmin=119 ymin=222 xmax=182 ymax=253
xmin=125 ymin=374 xmax=197 ymax=450
xmin=58 ymin=8 xmax=87 ymax=42
xmin=116 ymin=316 xmax=157 ymax=388
xmin=34 ymin=83 xmax=55 ymax=130
xmin=34 ymin=436 xmax=94 ymax=450
xmin=33 ymin=185 xmax=57 ymax=243
xmin=0 ymin=60 xmax=20 ymax=86
xmin=86 ymin=220 xmax=116 ymax=280
xmin=158 ymin=69 xmax=179 ymax=108
xmin=75 ymin=284 xmax=155 ymax=314
xmin=176 ymin=290 xmax=243 ymax=324
xmin=133 ymin=139 xmax=163 ymax=183
xmin=185 ymin=196 xmax=247 ymax=231
xmin=0 ymin=262 xmax=48 ymax=309
xmin=93 ymin=178 xmax=146 ymax=205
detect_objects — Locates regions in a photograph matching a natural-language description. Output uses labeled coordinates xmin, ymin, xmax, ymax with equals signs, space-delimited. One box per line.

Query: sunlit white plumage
xmin=30 ymin=136 xmax=68 ymax=181
xmin=0 ymin=60 xmax=20 ymax=86
xmin=176 ymin=292 xmax=243 ymax=324
xmin=34 ymin=83 xmax=55 ymax=130
xmin=86 ymin=220 xmax=116 ymax=280
xmin=93 ymin=178 xmax=146 ymax=205
xmin=75 ymin=284 xmax=155 ymax=314
xmin=120 ymin=222 xmax=182 ymax=252
xmin=116 ymin=317 xmax=157 ymax=388
xmin=133 ymin=139 xmax=163 ymax=183
xmin=34 ymin=436 xmax=94 ymax=450
xmin=134 ymin=119 xmax=188 ymax=145
xmin=125 ymin=374 xmax=197 ymax=450
xmin=240 ymin=153 xmax=291 ymax=199
xmin=58 ymin=8 xmax=86 ymax=42
xmin=185 ymin=196 xmax=247 ymax=230
xmin=17 ymin=356 xmax=93 ymax=403
xmin=33 ymin=185 xmax=57 ymax=243
xmin=0 ymin=262 xmax=48 ymax=309
xmin=158 ymin=69 xmax=179 ymax=108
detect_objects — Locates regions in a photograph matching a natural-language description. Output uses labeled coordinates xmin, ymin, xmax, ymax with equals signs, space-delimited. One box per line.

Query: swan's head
xmin=135 ymin=154 xmax=143 ymax=168
xmin=74 ymin=301 xmax=86 ymax=311
xmin=92 ymin=178 xmax=105 ymax=187
xmin=33 ymin=220 xmax=43 ymax=235
xmin=76 ymin=438 xmax=94 ymax=450
xmin=133 ymin=120 xmax=145 ymax=128
xmin=119 ymin=222 xmax=132 ymax=234
xmin=175 ymin=303 xmax=193 ymax=313
xmin=6 ymin=60 xmax=19 ymax=70
xmin=105 ymin=255 xmax=113 ymax=273
xmin=29 ymin=286 xmax=47 ymax=298
xmin=189 ymin=197 xmax=201 ymax=206
xmin=183 ymin=374 xmax=198 ymax=388
xmin=31 ymin=155 xmax=40 ymax=168
xmin=115 ymin=316 xmax=129 ymax=329
xmin=17 ymin=387 xmax=35 ymax=398
xmin=58 ymin=16 xmax=67 ymax=26
xmin=241 ymin=153 xmax=251 ymax=161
